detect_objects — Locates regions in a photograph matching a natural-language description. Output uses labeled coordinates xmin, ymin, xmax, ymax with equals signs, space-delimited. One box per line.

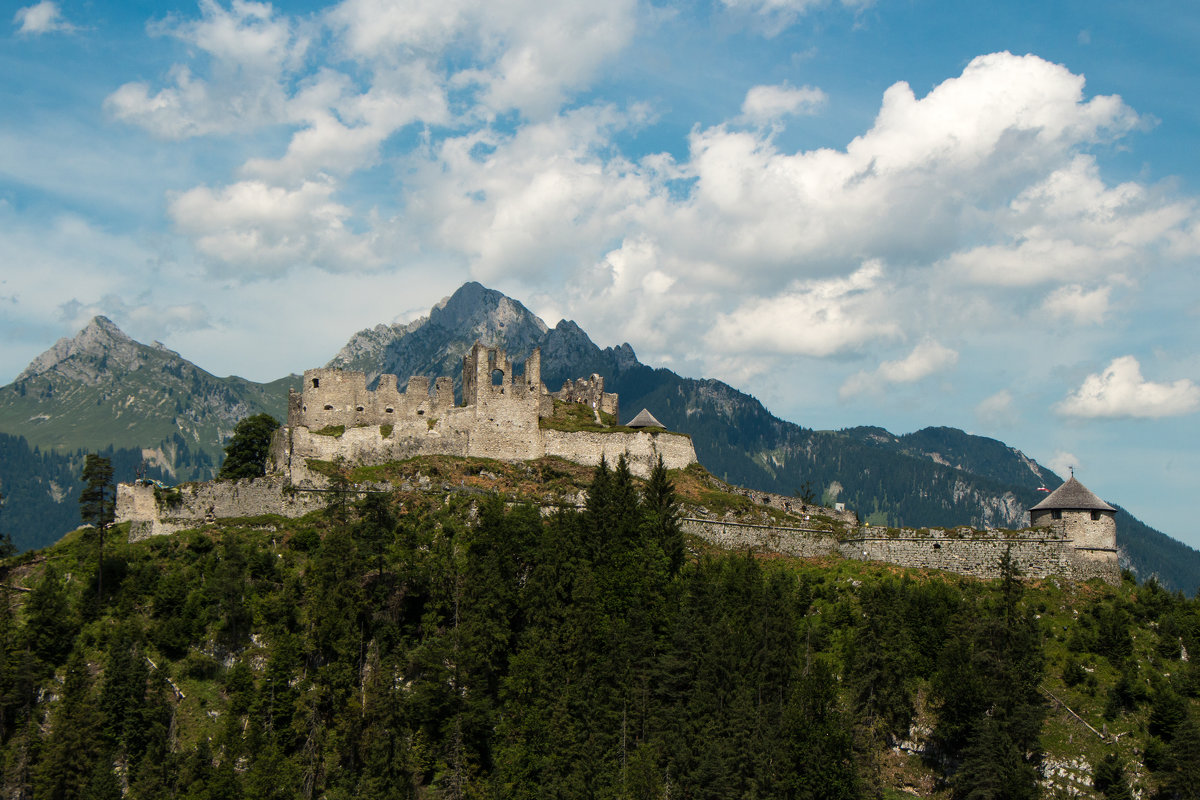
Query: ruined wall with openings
xmin=553 ymin=374 xmax=619 ymax=421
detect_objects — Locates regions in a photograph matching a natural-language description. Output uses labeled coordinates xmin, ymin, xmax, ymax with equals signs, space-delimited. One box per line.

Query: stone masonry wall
xmin=838 ymin=532 xmax=1075 ymax=580
xmin=116 ymin=477 xmax=329 ymax=541
xmin=681 ymin=518 xmax=839 ymax=558
xmin=1030 ymin=509 xmax=1118 ymax=555
xmin=681 ymin=518 xmax=1120 ymax=584
xmin=542 ymin=429 xmax=698 ymax=478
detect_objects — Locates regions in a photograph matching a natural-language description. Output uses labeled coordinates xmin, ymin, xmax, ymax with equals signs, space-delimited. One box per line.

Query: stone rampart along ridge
xmin=117 ymin=341 xmax=699 ymax=535
xmin=681 ymin=519 xmax=840 ymax=559
xmin=680 ymin=518 xmax=1119 ymax=585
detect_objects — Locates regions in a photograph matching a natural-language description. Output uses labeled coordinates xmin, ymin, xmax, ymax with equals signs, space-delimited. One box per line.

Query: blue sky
xmin=4 ymin=0 xmax=1200 ymax=550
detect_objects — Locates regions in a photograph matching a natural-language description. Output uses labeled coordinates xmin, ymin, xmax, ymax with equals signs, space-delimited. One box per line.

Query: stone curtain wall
xmin=542 ymin=429 xmax=698 ymax=478
xmin=838 ymin=533 xmax=1075 ymax=580
xmin=117 ymin=478 xmax=328 ymax=541
xmin=682 ymin=518 xmax=1120 ymax=584
xmin=681 ymin=518 xmax=839 ymax=558
xmin=291 ymin=368 xmax=454 ymax=430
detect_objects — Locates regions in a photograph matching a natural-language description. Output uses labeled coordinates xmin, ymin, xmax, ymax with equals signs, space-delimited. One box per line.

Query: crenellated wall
xmin=271 ymin=342 xmax=698 ymax=482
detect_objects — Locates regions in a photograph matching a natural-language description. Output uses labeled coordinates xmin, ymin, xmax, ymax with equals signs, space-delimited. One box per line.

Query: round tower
xmin=1029 ymin=475 xmax=1117 ymax=563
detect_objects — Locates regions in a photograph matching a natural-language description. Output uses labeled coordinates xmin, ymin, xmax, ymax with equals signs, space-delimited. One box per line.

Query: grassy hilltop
xmin=1 ymin=457 xmax=1198 ymax=800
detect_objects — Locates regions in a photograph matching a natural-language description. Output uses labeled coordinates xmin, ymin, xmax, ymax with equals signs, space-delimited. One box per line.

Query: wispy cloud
xmin=840 ymin=339 xmax=959 ymax=399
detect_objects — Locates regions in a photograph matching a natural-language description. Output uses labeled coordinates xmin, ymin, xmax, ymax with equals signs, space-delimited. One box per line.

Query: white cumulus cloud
xmin=1056 ymin=356 xmax=1200 ymax=419
xmin=105 ymin=0 xmax=307 ymax=138
xmin=1038 ymin=284 xmax=1112 ymax=325
xmin=707 ymin=261 xmax=900 ymax=358
xmin=976 ymin=389 xmax=1017 ymax=426
xmin=13 ymin=1 xmax=75 ymax=35
xmin=169 ymin=179 xmax=382 ymax=275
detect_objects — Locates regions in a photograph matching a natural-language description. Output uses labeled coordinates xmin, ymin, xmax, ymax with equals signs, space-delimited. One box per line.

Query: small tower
xmin=1029 ymin=475 xmax=1117 ymax=563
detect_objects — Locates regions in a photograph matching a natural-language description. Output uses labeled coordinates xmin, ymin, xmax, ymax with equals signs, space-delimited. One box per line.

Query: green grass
xmin=312 ymin=425 xmax=345 ymax=437
xmin=538 ymin=398 xmax=664 ymax=434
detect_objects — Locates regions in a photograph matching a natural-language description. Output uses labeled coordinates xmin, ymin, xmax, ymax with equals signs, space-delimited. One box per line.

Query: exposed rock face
xmin=17 ymin=316 xmax=158 ymax=385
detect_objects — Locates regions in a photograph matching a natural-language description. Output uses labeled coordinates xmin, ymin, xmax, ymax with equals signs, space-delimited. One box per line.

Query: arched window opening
xmin=491 ymin=369 xmax=505 ymax=386
xmin=324 ymin=404 xmax=334 ymax=411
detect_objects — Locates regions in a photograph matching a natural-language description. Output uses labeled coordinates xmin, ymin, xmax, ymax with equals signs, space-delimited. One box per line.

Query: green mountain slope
xmin=0 ymin=317 xmax=298 ymax=479
xmin=0 ymin=433 xmax=173 ymax=552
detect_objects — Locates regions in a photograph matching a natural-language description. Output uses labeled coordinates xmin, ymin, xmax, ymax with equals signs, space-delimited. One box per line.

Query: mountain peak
xmin=15 ymin=316 xmax=139 ymax=382
xmin=430 ymin=282 xmax=549 ymax=338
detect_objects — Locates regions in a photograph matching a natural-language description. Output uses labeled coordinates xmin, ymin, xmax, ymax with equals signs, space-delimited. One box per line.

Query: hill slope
xmin=2 ymin=467 xmax=1197 ymax=799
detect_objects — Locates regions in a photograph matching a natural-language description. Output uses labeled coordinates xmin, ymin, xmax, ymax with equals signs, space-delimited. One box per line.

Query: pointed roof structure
xmin=1030 ymin=475 xmax=1115 ymax=512
xmin=625 ymin=408 xmax=664 ymax=429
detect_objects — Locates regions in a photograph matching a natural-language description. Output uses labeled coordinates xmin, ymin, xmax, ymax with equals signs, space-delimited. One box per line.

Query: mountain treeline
xmin=3 ymin=460 xmax=1200 ymax=799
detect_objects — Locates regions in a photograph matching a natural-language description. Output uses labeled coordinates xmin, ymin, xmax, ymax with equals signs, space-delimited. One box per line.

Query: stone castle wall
xmin=271 ymin=342 xmax=698 ymax=482
xmin=542 ymin=429 xmax=698 ymax=478
xmin=291 ymin=369 xmax=454 ymax=430
xmin=116 ymin=478 xmax=328 ymax=541
xmin=1031 ymin=509 xmax=1119 ymax=556
xmin=680 ymin=518 xmax=1120 ymax=584
xmin=553 ymin=375 xmax=619 ymax=421
xmin=681 ymin=518 xmax=839 ymax=558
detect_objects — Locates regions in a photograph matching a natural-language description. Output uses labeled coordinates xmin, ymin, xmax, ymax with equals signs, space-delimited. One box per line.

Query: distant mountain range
xmin=3 ymin=282 xmax=1198 ymax=592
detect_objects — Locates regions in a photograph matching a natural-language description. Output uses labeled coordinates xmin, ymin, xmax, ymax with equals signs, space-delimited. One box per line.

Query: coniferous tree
xmin=79 ymin=454 xmax=114 ymax=601
xmin=33 ymin=650 xmax=106 ymax=800
xmin=0 ymin=491 xmax=16 ymax=558
xmin=217 ymin=413 xmax=280 ymax=480
xmin=642 ymin=456 xmax=683 ymax=576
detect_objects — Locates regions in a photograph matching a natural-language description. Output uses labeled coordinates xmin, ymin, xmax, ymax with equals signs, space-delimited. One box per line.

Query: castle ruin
xmin=115 ymin=343 xmax=1119 ymax=585
xmin=270 ymin=342 xmax=693 ymax=485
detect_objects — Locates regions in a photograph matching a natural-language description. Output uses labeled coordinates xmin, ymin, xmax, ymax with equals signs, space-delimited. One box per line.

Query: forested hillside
xmin=0 ymin=433 xmax=173 ymax=552
xmin=2 ymin=458 xmax=1198 ymax=799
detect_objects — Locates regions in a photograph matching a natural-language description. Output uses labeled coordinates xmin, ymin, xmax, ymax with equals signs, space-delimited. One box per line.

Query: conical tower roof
xmin=625 ymin=408 xmax=664 ymax=428
xmin=1030 ymin=475 xmax=1115 ymax=512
